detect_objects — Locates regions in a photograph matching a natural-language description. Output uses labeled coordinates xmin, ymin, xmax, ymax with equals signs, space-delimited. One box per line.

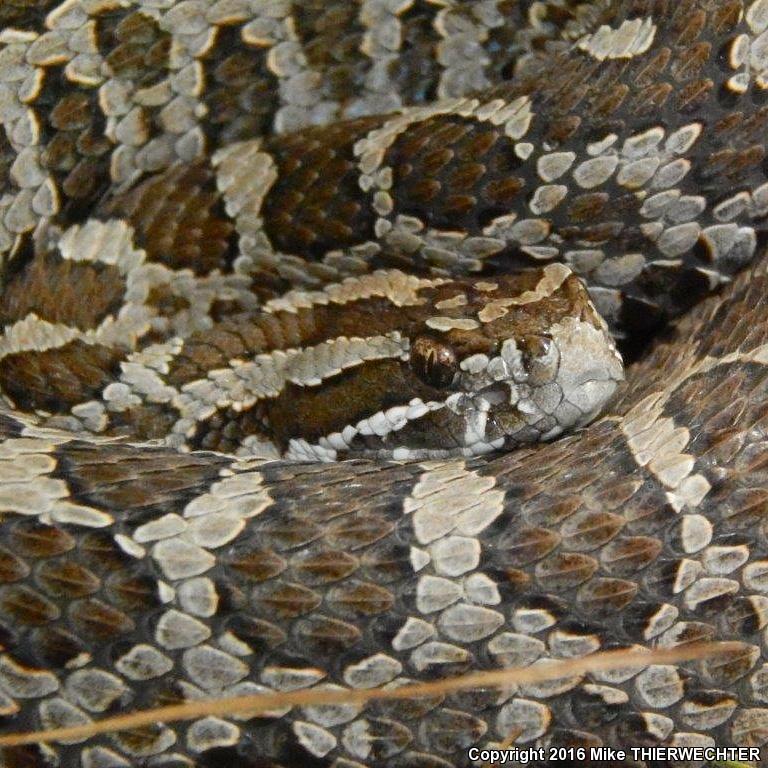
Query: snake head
xmin=282 ymin=264 xmax=624 ymax=461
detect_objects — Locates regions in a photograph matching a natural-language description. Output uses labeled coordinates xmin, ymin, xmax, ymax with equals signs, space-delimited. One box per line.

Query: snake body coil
xmin=1 ymin=1 xmax=768 ymax=766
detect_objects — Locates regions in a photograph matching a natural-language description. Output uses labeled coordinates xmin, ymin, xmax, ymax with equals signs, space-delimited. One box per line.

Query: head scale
xmin=282 ymin=264 xmax=624 ymax=461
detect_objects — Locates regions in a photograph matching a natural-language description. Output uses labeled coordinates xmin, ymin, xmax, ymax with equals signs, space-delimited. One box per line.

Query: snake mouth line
xmin=287 ymin=384 xmax=522 ymax=461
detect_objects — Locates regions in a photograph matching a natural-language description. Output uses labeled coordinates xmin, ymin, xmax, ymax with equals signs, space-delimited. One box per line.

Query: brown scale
xmin=360 ymin=541 xmax=420 ymax=583
xmin=486 ymin=1 xmax=567 ymax=82
xmin=642 ymin=558 xmax=696 ymax=599
xmin=571 ymin=686 xmax=628 ymax=730
xmin=291 ymin=549 xmax=359 ymax=585
xmin=324 ymin=512 xmax=396 ymax=551
xmin=576 ymin=577 xmax=638 ymax=619
xmin=634 ymin=46 xmax=672 ymax=87
xmin=490 ymin=524 xmax=562 ymax=567
xmin=145 ymin=679 xmax=202 ymax=712
xmin=50 ymin=444 xmax=231 ymax=522
xmin=549 ymin=730 xmax=603 ymax=753
xmin=387 ymin=114 xmax=524 ymax=231
xmin=33 ymin=561 xmax=100 ymax=600
xmin=265 ymin=360 xmax=418 ymax=448
xmin=560 ymin=220 xmax=625 ymax=244
xmin=0 ymin=584 xmax=59 ymax=626
xmin=261 ymin=116 xmax=383 ymax=257
xmin=350 ymin=718 xmax=412 ymax=761
xmin=520 ymin=496 xmax=583 ymax=529
xmin=387 ymin=0 xmax=443 ymax=105
xmin=35 ymin=67 xmax=113 ymax=221
xmin=701 ymin=644 xmax=762 ymax=687
xmin=677 ymin=76 xmax=715 ymax=113
xmin=545 ymin=113 xmax=582 ymax=145
xmin=224 ymin=615 xmax=287 ymax=654
xmin=223 ymin=547 xmax=288 ymax=582
xmin=450 ymin=686 xmax=510 ymax=715
xmin=108 ymin=403 xmax=179 ymax=442
xmin=592 ymin=477 xmax=642 ymax=510
xmin=721 ymin=596 xmax=768 ymax=635
xmin=565 ymin=192 xmax=609 ymax=223
xmin=671 ymin=41 xmax=711 ymax=82
xmin=731 ymin=107 xmax=768 ymax=146
xmin=75 ymin=531 xmax=149 ymax=578
xmin=713 ymin=111 xmax=745 ymax=142
xmin=294 ymin=615 xmax=362 ymax=656
xmin=164 ymin=312 xmax=308 ymax=387
xmin=600 ymin=536 xmax=663 ymax=577
xmin=535 ymin=552 xmax=599 ymax=592
xmin=291 ymin=0 xmax=368 ymax=105
xmin=552 ymin=74 xmax=591 ymax=114
xmin=251 ymin=581 xmax=322 ymax=620
xmin=620 ymin=600 xmax=672 ymax=636
xmin=0 ymin=340 xmax=123 ymax=413
xmin=145 ymin=284 xmax=191 ymax=320
xmin=96 ymin=9 xmax=171 ymax=87
xmin=34 ymin=8 xmax=172 ymax=222
xmin=0 ymin=0 xmax=59 ymax=29
xmin=0 ymin=545 xmax=29 ymax=583
xmin=423 ymin=710 xmax=487 ymax=755
xmin=68 ymin=597 xmax=135 ymax=641
xmin=592 ymin=82 xmax=630 ymax=119
xmin=712 ymin=0 xmax=744 ymax=33
xmin=620 ymin=483 xmax=677 ymax=534
xmin=0 ymin=131 xmax=13 ymax=201
xmin=8 ymin=519 xmax=75 ymax=559
xmin=676 ymin=7 xmax=708 ymax=46
xmin=257 ymin=516 xmax=325 ymax=552
xmin=560 ymin=509 xmax=625 ymax=550
xmin=375 ymin=689 xmax=446 ymax=722
xmin=704 ymin=144 xmax=767 ymax=180
xmin=325 ymin=581 xmax=396 ymax=618
xmin=111 ymin=725 xmax=175 ymax=759
xmin=0 ymin=252 xmax=125 ymax=331
xmin=199 ymin=25 xmax=280 ymax=146
xmin=189 ymin=408 xmax=271 ymax=455
xmin=101 ymin=161 xmax=238 ymax=275
xmin=629 ymin=79 xmax=673 ymax=114
xmin=681 ymin=690 xmax=739 ymax=727
xmin=105 ymin=570 xmax=162 ymax=613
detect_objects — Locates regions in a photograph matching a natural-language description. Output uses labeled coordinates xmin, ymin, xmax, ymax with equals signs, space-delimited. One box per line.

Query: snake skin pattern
xmin=2 ymin=0 xmax=768 ymax=766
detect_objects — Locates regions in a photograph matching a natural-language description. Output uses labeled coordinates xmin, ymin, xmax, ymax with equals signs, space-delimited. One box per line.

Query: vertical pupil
xmin=411 ymin=337 xmax=456 ymax=388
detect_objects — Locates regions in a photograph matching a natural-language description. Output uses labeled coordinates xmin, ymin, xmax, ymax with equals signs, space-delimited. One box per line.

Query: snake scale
xmin=1 ymin=0 xmax=768 ymax=766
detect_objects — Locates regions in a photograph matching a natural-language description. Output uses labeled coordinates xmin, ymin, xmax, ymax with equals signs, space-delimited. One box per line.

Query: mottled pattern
xmin=2 ymin=1 xmax=768 ymax=767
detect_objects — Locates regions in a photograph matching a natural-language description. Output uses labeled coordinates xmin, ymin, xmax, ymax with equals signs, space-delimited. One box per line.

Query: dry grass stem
xmin=0 ymin=641 xmax=740 ymax=748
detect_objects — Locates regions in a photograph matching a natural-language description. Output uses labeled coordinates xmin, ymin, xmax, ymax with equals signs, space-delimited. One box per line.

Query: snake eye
xmin=410 ymin=336 xmax=458 ymax=388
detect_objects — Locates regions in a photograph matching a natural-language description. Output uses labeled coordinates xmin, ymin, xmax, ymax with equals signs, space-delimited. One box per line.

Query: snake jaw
xmin=449 ymin=318 xmax=625 ymax=452
xmin=438 ymin=296 xmax=625 ymax=453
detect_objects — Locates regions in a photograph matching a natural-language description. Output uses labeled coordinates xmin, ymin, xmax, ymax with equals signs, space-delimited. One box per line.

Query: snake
xmin=0 ymin=0 xmax=768 ymax=766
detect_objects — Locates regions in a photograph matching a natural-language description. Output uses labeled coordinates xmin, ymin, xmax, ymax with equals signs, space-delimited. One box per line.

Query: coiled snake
xmin=0 ymin=0 xmax=768 ymax=766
